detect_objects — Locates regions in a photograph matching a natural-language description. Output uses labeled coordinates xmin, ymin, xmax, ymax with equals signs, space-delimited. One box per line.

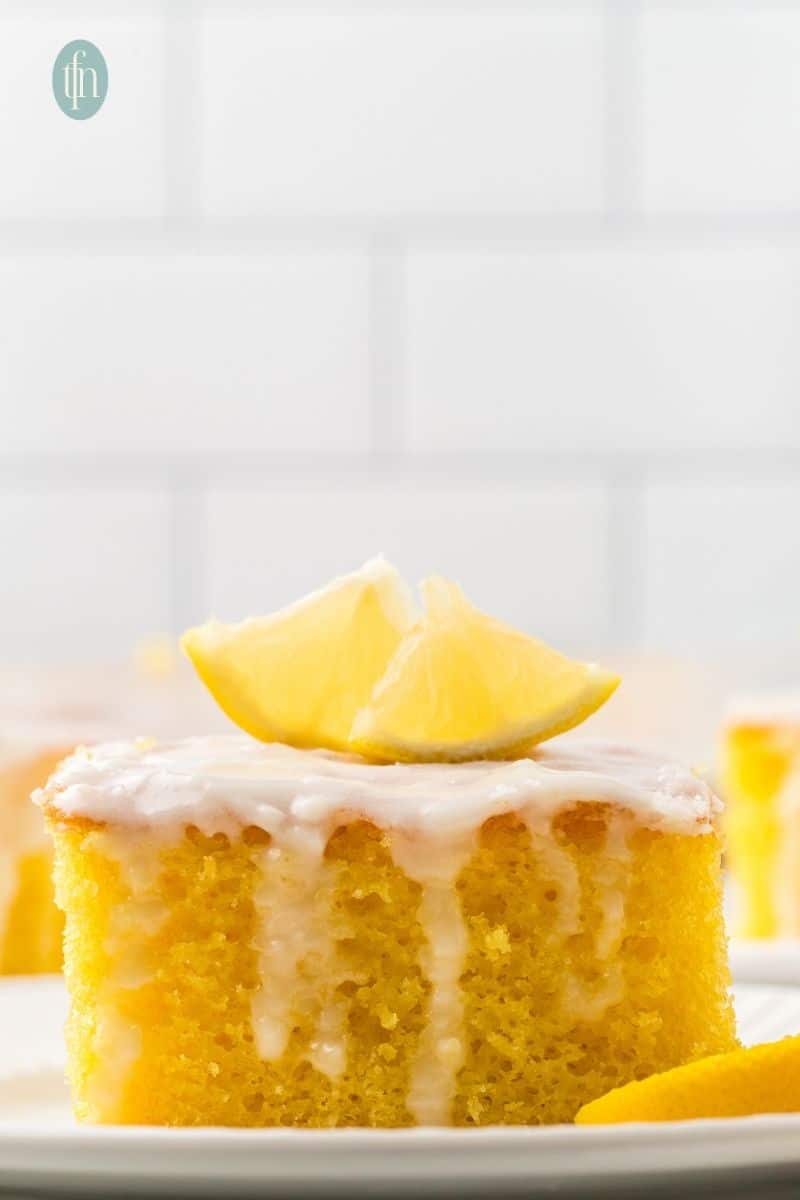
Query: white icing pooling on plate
xmin=37 ymin=735 xmax=721 ymax=838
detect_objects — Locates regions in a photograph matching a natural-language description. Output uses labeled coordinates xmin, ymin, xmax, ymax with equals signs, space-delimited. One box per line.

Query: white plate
xmin=731 ymin=937 xmax=800 ymax=985
xmin=0 ymin=977 xmax=799 ymax=1197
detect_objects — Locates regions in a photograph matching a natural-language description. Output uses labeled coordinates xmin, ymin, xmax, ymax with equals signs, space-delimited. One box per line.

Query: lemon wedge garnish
xmin=575 ymin=1036 xmax=800 ymax=1124
xmin=349 ymin=577 xmax=619 ymax=762
xmin=183 ymin=564 xmax=618 ymax=761
xmin=182 ymin=557 xmax=415 ymax=752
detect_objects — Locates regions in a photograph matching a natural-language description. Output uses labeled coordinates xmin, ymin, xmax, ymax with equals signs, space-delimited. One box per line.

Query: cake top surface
xmin=723 ymin=692 xmax=800 ymax=729
xmin=38 ymin=734 xmax=721 ymax=838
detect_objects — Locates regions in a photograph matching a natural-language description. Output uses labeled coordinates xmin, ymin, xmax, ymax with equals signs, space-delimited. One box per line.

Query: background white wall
xmin=2 ymin=1 xmax=800 ymax=701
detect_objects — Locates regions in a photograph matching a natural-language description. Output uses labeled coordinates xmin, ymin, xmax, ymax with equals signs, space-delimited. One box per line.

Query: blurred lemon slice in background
xmin=182 ymin=557 xmax=415 ymax=752
xmin=576 ymin=1036 xmax=800 ymax=1124
xmin=133 ymin=633 xmax=179 ymax=679
xmin=350 ymin=576 xmax=619 ymax=763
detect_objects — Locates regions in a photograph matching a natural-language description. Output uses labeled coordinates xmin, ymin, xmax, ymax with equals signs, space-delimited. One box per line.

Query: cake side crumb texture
xmin=49 ymin=805 xmax=736 ymax=1127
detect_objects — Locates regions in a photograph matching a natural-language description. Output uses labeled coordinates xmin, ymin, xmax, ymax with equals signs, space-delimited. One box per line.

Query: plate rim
xmin=1 ymin=1110 xmax=800 ymax=1187
xmin=0 ymin=976 xmax=799 ymax=1192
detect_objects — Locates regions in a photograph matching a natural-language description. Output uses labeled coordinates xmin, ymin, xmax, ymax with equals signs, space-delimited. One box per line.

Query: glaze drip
xmin=38 ymin=736 xmax=721 ymax=838
xmin=251 ymin=828 xmax=328 ymax=1065
xmin=392 ymin=831 xmax=474 ymax=1125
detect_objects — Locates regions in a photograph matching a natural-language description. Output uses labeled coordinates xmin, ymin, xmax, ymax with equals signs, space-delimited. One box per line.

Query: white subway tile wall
xmin=0 ymin=488 xmax=172 ymax=663
xmin=405 ymin=246 xmax=800 ymax=453
xmin=643 ymin=481 xmax=800 ymax=654
xmin=1 ymin=1 xmax=799 ymax=672
xmin=0 ymin=255 xmax=370 ymax=455
xmin=643 ymin=7 xmax=800 ymax=214
xmin=201 ymin=9 xmax=606 ymax=217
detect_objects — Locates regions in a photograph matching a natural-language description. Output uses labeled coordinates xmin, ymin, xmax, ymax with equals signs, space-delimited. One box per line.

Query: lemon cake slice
xmin=0 ymin=738 xmax=67 ymax=973
xmin=721 ymin=695 xmax=800 ymax=938
xmin=0 ymin=670 xmax=101 ymax=975
xmin=0 ymin=656 xmax=225 ymax=977
xmin=38 ymin=736 xmax=735 ymax=1126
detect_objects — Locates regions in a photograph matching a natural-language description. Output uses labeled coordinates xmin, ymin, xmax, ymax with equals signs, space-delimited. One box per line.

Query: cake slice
xmin=39 ymin=737 xmax=735 ymax=1126
xmin=37 ymin=564 xmax=736 ymax=1126
xmin=0 ymin=741 xmax=67 ymax=973
xmin=721 ymin=695 xmax=800 ymax=938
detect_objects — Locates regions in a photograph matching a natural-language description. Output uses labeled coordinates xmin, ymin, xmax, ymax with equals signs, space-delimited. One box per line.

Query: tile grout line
xmin=606 ymin=468 xmax=646 ymax=654
xmin=367 ymin=237 xmax=406 ymax=455
xmin=174 ymin=0 xmax=607 ymax=12
xmin=7 ymin=214 xmax=800 ymax=255
xmin=4 ymin=449 xmax=800 ymax=484
xmin=173 ymin=0 xmax=800 ymax=9
xmin=163 ymin=0 xmax=204 ymax=233
xmin=168 ymin=471 xmax=208 ymax=634
xmin=8 ymin=0 xmax=799 ymax=11
xmin=163 ymin=0 xmax=206 ymax=634
xmin=603 ymin=0 xmax=643 ymax=224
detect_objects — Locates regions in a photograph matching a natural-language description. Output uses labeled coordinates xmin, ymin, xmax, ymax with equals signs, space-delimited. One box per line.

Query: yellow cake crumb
xmin=47 ymin=806 xmax=736 ymax=1127
xmin=484 ymin=925 xmax=511 ymax=959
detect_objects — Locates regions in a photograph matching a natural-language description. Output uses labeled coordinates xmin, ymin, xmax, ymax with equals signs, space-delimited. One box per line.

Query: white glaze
xmin=527 ymin=810 xmax=581 ymax=936
xmin=564 ymin=813 xmax=632 ymax=1022
xmin=391 ymin=831 xmax=475 ymax=1125
xmin=307 ymin=997 xmax=347 ymax=1082
xmin=593 ymin=814 xmax=632 ymax=962
xmin=252 ymin=829 xmax=334 ymax=1070
xmin=37 ymin=736 xmax=720 ymax=839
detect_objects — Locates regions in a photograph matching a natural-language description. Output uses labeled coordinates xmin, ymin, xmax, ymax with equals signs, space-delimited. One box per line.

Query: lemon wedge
xmin=182 ymin=557 xmax=415 ymax=752
xmin=576 ymin=1036 xmax=800 ymax=1124
xmin=349 ymin=577 xmax=619 ymax=762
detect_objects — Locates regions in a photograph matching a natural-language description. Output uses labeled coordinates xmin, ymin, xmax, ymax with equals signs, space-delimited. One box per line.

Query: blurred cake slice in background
xmin=0 ymin=648 xmax=226 ymax=975
xmin=0 ymin=733 xmax=68 ymax=973
xmin=721 ymin=694 xmax=800 ymax=939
